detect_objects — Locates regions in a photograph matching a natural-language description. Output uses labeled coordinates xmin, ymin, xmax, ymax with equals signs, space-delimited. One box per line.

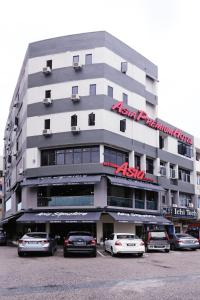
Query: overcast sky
xmin=0 ymin=0 xmax=199 ymax=153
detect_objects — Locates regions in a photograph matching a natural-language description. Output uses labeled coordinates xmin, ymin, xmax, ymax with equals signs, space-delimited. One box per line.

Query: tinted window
xmin=123 ymin=93 xmax=128 ymax=104
xmin=107 ymin=86 xmax=113 ymax=97
xmin=44 ymin=119 xmax=50 ymax=129
xmin=150 ymin=232 xmax=166 ymax=239
xmin=89 ymin=84 xmax=96 ymax=96
xmin=88 ymin=113 xmax=95 ymax=126
xmin=72 ymin=86 xmax=78 ymax=95
xmin=24 ymin=233 xmax=47 ymax=239
xmin=85 ymin=54 xmax=92 ymax=65
xmin=73 ymin=55 xmax=79 ymax=63
xmin=116 ymin=235 xmax=139 ymax=239
xmin=71 ymin=114 xmax=77 ymax=126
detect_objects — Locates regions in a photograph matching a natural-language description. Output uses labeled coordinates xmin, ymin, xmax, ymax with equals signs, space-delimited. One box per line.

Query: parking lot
xmin=1 ymin=246 xmax=200 ymax=300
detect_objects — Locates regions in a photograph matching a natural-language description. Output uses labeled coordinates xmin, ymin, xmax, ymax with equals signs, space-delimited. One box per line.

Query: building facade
xmin=0 ymin=156 xmax=3 ymax=221
xmin=1 ymin=31 xmax=197 ymax=241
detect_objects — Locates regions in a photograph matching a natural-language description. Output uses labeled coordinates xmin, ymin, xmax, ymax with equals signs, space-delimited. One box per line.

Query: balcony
xmin=107 ymin=196 xmax=132 ymax=208
xmin=38 ymin=195 xmax=94 ymax=207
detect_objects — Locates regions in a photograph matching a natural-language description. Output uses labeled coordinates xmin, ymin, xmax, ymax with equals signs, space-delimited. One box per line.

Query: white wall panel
xmin=26 ymin=148 xmax=40 ymax=168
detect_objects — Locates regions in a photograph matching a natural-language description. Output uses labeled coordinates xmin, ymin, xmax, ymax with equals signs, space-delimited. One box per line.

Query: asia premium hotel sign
xmin=111 ymin=102 xmax=192 ymax=145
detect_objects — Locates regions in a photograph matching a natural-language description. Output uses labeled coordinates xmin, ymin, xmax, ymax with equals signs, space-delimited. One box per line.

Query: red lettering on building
xmin=111 ymin=101 xmax=193 ymax=145
xmin=103 ymin=162 xmax=154 ymax=182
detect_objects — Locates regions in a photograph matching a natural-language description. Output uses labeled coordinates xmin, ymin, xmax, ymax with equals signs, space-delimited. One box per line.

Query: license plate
xmin=127 ymin=243 xmax=135 ymax=246
xmin=75 ymin=242 xmax=85 ymax=246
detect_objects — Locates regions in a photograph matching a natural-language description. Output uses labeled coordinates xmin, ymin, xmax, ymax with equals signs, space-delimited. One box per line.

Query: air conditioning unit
xmin=13 ymin=125 xmax=18 ymax=131
xmin=188 ymin=203 xmax=194 ymax=208
xmin=172 ymin=204 xmax=177 ymax=207
xmin=71 ymin=94 xmax=80 ymax=102
xmin=170 ymin=169 xmax=177 ymax=179
xmin=73 ymin=62 xmax=82 ymax=70
xmin=160 ymin=166 xmax=167 ymax=176
xmin=71 ymin=126 xmax=80 ymax=133
xmin=43 ymin=98 xmax=52 ymax=105
xmin=42 ymin=129 xmax=52 ymax=136
xmin=18 ymin=168 xmax=23 ymax=175
xmin=42 ymin=66 xmax=52 ymax=75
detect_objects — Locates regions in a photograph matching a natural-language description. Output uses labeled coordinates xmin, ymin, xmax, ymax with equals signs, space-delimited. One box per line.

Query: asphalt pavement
xmin=0 ymin=246 xmax=200 ymax=300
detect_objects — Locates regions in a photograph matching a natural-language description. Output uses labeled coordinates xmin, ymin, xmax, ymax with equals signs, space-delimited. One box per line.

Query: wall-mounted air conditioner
xmin=71 ymin=126 xmax=80 ymax=133
xmin=170 ymin=169 xmax=177 ymax=179
xmin=71 ymin=94 xmax=80 ymax=102
xmin=188 ymin=203 xmax=194 ymax=208
xmin=42 ymin=129 xmax=52 ymax=136
xmin=73 ymin=62 xmax=82 ymax=70
xmin=43 ymin=98 xmax=52 ymax=105
xmin=42 ymin=66 xmax=52 ymax=75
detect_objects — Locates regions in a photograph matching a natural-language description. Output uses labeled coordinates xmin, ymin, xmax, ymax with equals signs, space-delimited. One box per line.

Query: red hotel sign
xmin=111 ymin=102 xmax=192 ymax=145
xmin=103 ymin=162 xmax=154 ymax=182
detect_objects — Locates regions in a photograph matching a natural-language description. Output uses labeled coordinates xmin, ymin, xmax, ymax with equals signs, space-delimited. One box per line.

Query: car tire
xmin=18 ymin=252 xmax=24 ymax=257
xmin=192 ymin=249 xmax=197 ymax=251
xmin=138 ymin=253 xmax=143 ymax=257
xmin=63 ymin=251 xmax=68 ymax=258
xmin=165 ymin=249 xmax=170 ymax=253
xmin=92 ymin=251 xmax=97 ymax=257
xmin=111 ymin=247 xmax=116 ymax=257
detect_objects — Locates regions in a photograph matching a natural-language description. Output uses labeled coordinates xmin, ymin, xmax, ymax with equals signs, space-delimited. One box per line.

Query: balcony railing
xmin=107 ymin=196 xmax=132 ymax=208
xmin=37 ymin=195 xmax=94 ymax=207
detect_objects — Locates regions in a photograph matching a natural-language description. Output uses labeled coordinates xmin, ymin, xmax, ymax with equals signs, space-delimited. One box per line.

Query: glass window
xmin=41 ymin=151 xmax=49 ymax=166
xmin=88 ymin=113 xmax=95 ymax=126
xmin=179 ymin=193 xmax=192 ymax=207
xmin=56 ymin=150 xmax=65 ymax=165
xmin=73 ymin=55 xmax=79 ymax=63
xmin=123 ymin=93 xmax=128 ymax=104
xmin=178 ymin=142 xmax=193 ymax=158
xmin=146 ymin=191 xmax=158 ymax=210
xmin=91 ymin=147 xmax=99 ymax=163
xmin=45 ymin=90 xmax=51 ymax=98
xmin=44 ymin=119 xmax=50 ymax=129
xmin=120 ymin=119 xmax=126 ymax=132
xmin=104 ymin=147 xmax=128 ymax=165
xmin=178 ymin=168 xmax=190 ymax=183
xmin=71 ymin=114 xmax=77 ymax=126
xmin=146 ymin=157 xmax=154 ymax=174
xmin=135 ymin=155 xmax=141 ymax=169
xmin=121 ymin=62 xmax=128 ymax=73
xmin=72 ymin=86 xmax=78 ymax=95
xmin=85 ymin=54 xmax=92 ymax=65
xmin=107 ymin=86 xmax=113 ymax=98
xmin=82 ymin=148 xmax=91 ymax=163
xmin=159 ymin=136 xmax=165 ymax=149
xmin=65 ymin=149 xmax=73 ymax=164
xmin=89 ymin=84 xmax=96 ymax=96
xmin=48 ymin=150 xmax=56 ymax=165
xmin=46 ymin=60 xmax=52 ymax=69
xmin=74 ymin=148 xmax=82 ymax=164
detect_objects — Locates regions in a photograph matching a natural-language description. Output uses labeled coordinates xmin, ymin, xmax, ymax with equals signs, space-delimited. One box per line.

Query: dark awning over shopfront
xmin=21 ymin=175 xmax=101 ymax=187
xmin=108 ymin=212 xmax=172 ymax=225
xmin=16 ymin=211 xmax=101 ymax=223
xmin=0 ymin=214 xmax=22 ymax=225
xmin=107 ymin=176 xmax=165 ymax=192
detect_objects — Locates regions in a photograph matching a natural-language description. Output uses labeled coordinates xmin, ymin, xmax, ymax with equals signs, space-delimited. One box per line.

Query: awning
xmin=107 ymin=176 xmax=165 ymax=192
xmin=108 ymin=212 xmax=172 ymax=225
xmin=16 ymin=211 xmax=101 ymax=223
xmin=0 ymin=214 xmax=22 ymax=225
xmin=21 ymin=175 xmax=101 ymax=187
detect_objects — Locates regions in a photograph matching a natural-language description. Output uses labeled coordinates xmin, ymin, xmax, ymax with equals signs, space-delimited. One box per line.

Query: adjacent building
xmin=0 ymin=156 xmax=3 ymax=221
xmin=1 ymin=31 xmax=197 ymax=242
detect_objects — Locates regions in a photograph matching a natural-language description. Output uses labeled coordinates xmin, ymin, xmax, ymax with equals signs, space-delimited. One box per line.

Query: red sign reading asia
xmin=111 ymin=102 xmax=192 ymax=145
xmin=103 ymin=162 xmax=154 ymax=182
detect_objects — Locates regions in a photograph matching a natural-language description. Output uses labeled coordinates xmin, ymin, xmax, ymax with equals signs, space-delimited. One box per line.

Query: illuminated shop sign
xmin=111 ymin=102 xmax=192 ymax=145
xmin=103 ymin=162 xmax=153 ymax=182
xmin=163 ymin=207 xmax=197 ymax=219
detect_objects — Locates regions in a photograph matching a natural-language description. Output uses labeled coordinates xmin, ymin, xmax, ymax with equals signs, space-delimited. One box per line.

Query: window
xmin=135 ymin=155 xmax=141 ymax=169
xmin=122 ymin=93 xmax=128 ymax=104
xmin=44 ymin=119 xmax=50 ymax=129
xmin=72 ymin=86 xmax=78 ymax=95
xmin=146 ymin=191 xmax=158 ymax=210
xmin=45 ymin=90 xmax=51 ymax=98
xmin=8 ymin=155 xmax=12 ymax=164
xmin=120 ymin=119 xmax=126 ymax=132
xmin=146 ymin=157 xmax=154 ymax=174
xmin=107 ymin=86 xmax=113 ymax=98
xmin=178 ymin=141 xmax=193 ymax=158
xmin=88 ymin=113 xmax=95 ymax=126
xmin=71 ymin=114 xmax=77 ymax=126
xmin=73 ymin=55 xmax=79 ymax=63
xmin=121 ymin=62 xmax=128 ymax=73
xmin=135 ymin=190 xmax=145 ymax=209
xmin=179 ymin=193 xmax=192 ymax=207
xmin=159 ymin=136 xmax=165 ymax=149
xmin=46 ymin=60 xmax=52 ymax=69
xmin=89 ymin=84 xmax=96 ymax=96
xmin=162 ymin=195 xmax=166 ymax=205
xmin=178 ymin=168 xmax=190 ymax=183
xmin=14 ymin=117 xmax=19 ymax=126
xmin=107 ymin=185 xmax=132 ymax=208
xmin=41 ymin=146 xmax=99 ymax=166
xmin=85 ymin=54 xmax=92 ymax=65
xmin=104 ymin=147 xmax=128 ymax=165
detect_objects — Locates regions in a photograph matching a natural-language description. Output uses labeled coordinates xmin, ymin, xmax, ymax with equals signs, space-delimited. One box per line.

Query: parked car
xmin=0 ymin=230 xmax=6 ymax=246
xmin=63 ymin=231 xmax=97 ymax=257
xmin=186 ymin=224 xmax=200 ymax=245
xmin=104 ymin=233 xmax=145 ymax=257
xmin=142 ymin=230 xmax=170 ymax=253
xmin=18 ymin=232 xmax=57 ymax=257
xmin=169 ymin=233 xmax=199 ymax=251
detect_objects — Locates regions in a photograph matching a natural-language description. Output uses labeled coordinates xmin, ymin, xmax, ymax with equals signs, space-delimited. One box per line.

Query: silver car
xmin=169 ymin=233 xmax=199 ymax=250
xmin=18 ymin=232 xmax=57 ymax=257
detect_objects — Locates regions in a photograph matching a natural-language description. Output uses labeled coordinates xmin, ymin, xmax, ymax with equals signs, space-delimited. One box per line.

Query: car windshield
xmin=176 ymin=234 xmax=192 ymax=238
xmin=116 ymin=234 xmax=139 ymax=239
xmin=67 ymin=232 xmax=92 ymax=237
xmin=23 ymin=233 xmax=47 ymax=239
xmin=150 ymin=232 xmax=166 ymax=239
xmin=69 ymin=235 xmax=93 ymax=241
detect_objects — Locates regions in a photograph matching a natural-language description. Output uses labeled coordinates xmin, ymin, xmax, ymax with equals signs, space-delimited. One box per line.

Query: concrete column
xmin=94 ymin=177 xmax=107 ymax=207
xmin=100 ymin=145 xmax=104 ymax=163
xmin=45 ymin=223 xmax=50 ymax=233
xmin=141 ymin=154 xmax=146 ymax=172
xmin=154 ymin=157 xmax=160 ymax=176
xmin=166 ymin=162 xmax=170 ymax=179
xmin=129 ymin=150 xmax=135 ymax=167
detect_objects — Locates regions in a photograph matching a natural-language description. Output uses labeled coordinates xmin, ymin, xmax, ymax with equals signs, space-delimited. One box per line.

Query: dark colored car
xmin=18 ymin=232 xmax=57 ymax=257
xmin=0 ymin=230 xmax=6 ymax=246
xmin=169 ymin=233 xmax=199 ymax=250
xmin=63 ymin=231 xmax=97 ymax=257
xmin=142 ymin=230 xmax=170 ymax=253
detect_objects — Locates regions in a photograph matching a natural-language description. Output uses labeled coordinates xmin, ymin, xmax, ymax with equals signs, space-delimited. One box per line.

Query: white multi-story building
xmin=1 ymin=31 xmax=196 ymax=241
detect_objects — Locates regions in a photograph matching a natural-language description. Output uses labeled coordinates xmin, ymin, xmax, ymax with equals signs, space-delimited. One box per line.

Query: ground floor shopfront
xmin=2 ymin=209 xmax=172 ymax=243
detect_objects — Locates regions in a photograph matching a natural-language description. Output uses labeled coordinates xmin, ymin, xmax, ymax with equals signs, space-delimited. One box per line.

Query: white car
xmin=104 ymin=233 xmax=145 ymax=257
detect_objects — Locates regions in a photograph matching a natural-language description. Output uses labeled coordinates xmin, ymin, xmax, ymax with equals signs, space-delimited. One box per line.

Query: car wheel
xmin=110 ymin=247 xmax=116 ymax=257
xmin=192 ymin=249 xmax=197 ymax=251
xmin=18 ymin=252 xmax=24 ymax=257
xmin=92 ymin=251 xmax=97 ymax=257
xmin=63 ymin=251 xmax=68 ymax=258
xmin=165 ymin=249 xmax=170 ymax=253
xmin=138 ymin=253 xmax=143 ymax=257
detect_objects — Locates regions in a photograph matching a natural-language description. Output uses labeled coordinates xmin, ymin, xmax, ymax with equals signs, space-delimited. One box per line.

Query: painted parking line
xmin=97 ymin=250 xmax=105 ymax=257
